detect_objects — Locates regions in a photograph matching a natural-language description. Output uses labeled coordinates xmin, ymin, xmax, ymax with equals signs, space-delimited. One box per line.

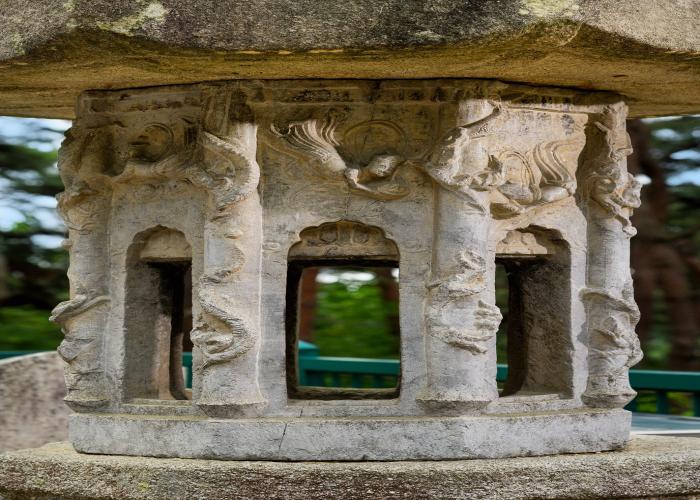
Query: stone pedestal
xmin=1 ymin=437 xmax=699 ymax=499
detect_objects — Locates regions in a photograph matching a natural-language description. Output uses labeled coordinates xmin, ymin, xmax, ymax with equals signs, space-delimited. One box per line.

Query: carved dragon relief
xmin=190 ymin=230 xmax=255 ymax=369
xmin=582 ymin=111 xmax=641 ymax=236
xmin=189 ymin=127 xmax=260 ymax=219
xmin=190 ymin=284 xmax=255 ymax=369
xmin=187 ymin=90 xmax=261 ymax=370
xmin=425 ymin=250 xmax=502 ymax=354
xmin=581 ymin=279 xmax=643 ymax=406
xmin=49 ymin=289 xmax=110 ymax=401
xmin=271 ymin=112 xmax=414 ymax=201
xmin=416 ymin=101 xmax=584 ymax=217
xmin=270 ymin=102 xmax=584 ymax=218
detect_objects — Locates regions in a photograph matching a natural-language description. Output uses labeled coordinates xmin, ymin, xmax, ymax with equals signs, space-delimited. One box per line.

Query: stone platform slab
xmin=1 ymin=437 xmax=699 ymax=499
xmin=69 ymin=409 xmax=629 ymax=461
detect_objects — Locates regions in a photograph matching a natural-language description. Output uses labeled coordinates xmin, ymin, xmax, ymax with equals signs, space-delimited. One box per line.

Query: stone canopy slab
xmin=1 ymin=0 xmax=700 ymax=119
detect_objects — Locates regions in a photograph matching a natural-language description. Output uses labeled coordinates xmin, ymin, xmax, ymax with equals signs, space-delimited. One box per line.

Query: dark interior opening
xmin=285 ymin=258 xmax=401 ymax=400
xmin=495 ymin=248 xmax=572 ymax=398
xmin=148 ymin=262 xmax=191 ymax=400
xmin=124 ymin=235 xmax=193 ymax=402
xmin=496 ymin=257 xmax=543 ymax=396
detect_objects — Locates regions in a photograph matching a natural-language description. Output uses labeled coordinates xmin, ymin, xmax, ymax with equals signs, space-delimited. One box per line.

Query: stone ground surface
xmin=0 ymin=353 xmax=69 ymax=453
xmin=1 ymin=1 xmax=699 ymax=118
xmin=0 ymin=436 xmax=699 ymax=499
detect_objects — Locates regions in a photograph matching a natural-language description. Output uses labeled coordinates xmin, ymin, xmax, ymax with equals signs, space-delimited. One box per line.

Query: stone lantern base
xmin=1 ymin=437 xmax=699 ymax=499
xmin=70 ymin=409 xmax=629 ymax=461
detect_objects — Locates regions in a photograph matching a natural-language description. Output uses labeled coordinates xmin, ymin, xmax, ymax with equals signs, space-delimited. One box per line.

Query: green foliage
xmin=311 ymin=269 xmax=400 ymax=359
xmin=0 ymin=306 xmax=62 ymax=351
xmin=0 ymin=143 xmax=62 ymax=198
xmin=634 ymin=116 xmax=700 ymax=371
xmin=668 ymin=183 xmax=700 ymax=247
xmin=0 ymin=118 xmax=69 ymax=350
xmin=634 ymin=391 xmax=696 ymax=417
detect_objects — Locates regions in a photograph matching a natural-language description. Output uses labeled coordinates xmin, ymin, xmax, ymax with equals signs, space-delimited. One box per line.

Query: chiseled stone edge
xmin=1 ymin=436 xmax=700 ymax=500
xmin=69 ymin=409 xmax=630 ymax=461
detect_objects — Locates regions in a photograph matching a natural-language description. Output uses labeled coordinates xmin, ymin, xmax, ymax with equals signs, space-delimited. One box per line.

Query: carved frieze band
xmin=61 ymin=85 xmax=609 ymax=225
xmin=270 ymin=100 xmax=585 ymax=218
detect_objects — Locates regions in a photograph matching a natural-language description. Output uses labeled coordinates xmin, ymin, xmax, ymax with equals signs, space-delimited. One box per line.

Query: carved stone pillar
xmin=580 ymin=103 xmax=643 ymax=408
xmin=190 ymin=87 xmax=265 ymax=415
xmin=419 ymin=98 xmax=503 ymax=409
xmin=50 ymin=126 xmax=113 ymax=410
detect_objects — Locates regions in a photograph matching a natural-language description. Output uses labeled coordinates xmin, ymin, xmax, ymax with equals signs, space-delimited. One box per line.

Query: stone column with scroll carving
xmin=50 ymin=125 xmax=113 ymax=410
xmin=419 ymin=98 xmax=503 ymax=410
xmin=190 ymin=88 xmax=265 ymax=416
xmin=580 ymin=103 xmax=643 ymax=408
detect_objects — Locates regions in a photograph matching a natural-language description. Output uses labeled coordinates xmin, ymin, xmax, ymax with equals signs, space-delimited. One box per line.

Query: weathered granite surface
xmin=1 ymin=1 xmax=700 ymax=118
xmin=1 ymin=437 xmax=699 ymax=499
xmin=0 ymin=353 xmax=70 ymax=453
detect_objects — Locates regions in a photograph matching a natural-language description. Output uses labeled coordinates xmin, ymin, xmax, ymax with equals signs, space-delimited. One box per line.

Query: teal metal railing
xmin=0 ymin=351 xmax=37 ymax=360
xmin=626 ymin=370 xmax=700 ymax=416
xmin=182 ymin=352 xmax=193 ymax=389
xmin=3 ymin=350 xmax=699 ymax=416
xmin=298 ymin=355 xmax=400 ymax=388
xmin=294 ymin=353 xmax=700 ymax=416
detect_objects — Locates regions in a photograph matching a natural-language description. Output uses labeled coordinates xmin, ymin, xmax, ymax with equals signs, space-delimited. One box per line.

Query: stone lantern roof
xmin=1 ymin=0 xmax=699 ymax=118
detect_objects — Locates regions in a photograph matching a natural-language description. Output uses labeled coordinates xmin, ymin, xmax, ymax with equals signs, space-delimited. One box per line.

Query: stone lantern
xmin=49 ymin=80 xmax=641 ymax=460
xmin=1 ymin=1 xmax=699 ymax=498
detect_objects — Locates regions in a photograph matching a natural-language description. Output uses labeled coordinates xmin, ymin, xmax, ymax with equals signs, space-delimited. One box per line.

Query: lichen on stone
xmin=95 ymin=2 xmax=168 ymax=37
xmin=519 ymin=0 xmax=580 ymax=17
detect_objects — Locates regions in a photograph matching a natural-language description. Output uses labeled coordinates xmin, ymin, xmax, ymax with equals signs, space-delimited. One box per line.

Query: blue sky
xmin=1 ymin=116 xmax=698 ymax=248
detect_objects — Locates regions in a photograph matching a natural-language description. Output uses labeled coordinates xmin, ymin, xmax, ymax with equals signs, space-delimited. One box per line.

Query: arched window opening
xmin=495 ymin=228 xmax=573 ymax=398
xmin=286 ymin=221 xmax=401 ymax=400
xmin=123 ymin=227 xmax=192 ymax=401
